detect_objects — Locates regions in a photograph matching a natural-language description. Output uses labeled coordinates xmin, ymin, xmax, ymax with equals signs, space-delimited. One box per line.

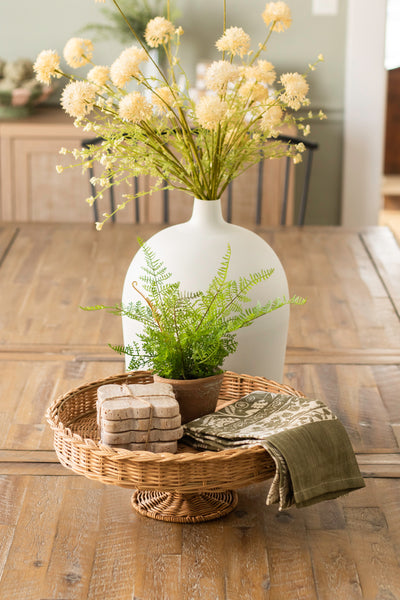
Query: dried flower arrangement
xmin=33 ymin=0 xmax=325 ymax=228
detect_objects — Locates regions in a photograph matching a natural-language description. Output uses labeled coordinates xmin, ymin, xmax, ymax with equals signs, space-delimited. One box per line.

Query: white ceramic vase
xmin=142 ymin=49 xmax=162 ymax=100
xmin=122 ymin=198 xmax=290 ymax=382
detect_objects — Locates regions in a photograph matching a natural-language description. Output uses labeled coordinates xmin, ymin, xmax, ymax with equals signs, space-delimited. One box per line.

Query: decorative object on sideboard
xmin=0 ymin=58 xmax=55 ymax=119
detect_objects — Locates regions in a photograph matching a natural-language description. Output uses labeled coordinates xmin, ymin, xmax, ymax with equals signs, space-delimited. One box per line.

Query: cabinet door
xmin=12 ymin=138 xmax=93 ymax=222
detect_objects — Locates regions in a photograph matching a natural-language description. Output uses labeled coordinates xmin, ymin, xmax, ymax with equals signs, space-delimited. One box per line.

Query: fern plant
xmin=80 ymin=0 xmax=176 ymax=46
xmin=82 ymin=241 xmax=305 ymax=379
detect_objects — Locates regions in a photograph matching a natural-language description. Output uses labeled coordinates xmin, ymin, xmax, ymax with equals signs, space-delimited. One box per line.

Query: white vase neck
xmin=190 ymin=198 xmax=225 ymax=227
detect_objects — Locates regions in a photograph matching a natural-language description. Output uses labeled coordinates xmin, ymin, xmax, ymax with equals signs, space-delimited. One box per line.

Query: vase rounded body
xmin=122 ymin=198 xmax=290 ymax=382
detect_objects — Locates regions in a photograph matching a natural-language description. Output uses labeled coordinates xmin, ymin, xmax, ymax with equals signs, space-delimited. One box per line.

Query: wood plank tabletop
xmin=0 ymin=222 xmax=399 ymax=599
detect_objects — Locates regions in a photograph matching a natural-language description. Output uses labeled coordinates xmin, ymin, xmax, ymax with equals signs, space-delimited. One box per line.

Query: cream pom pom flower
xmin=239 ymin=81 xmax=269 ymax=103
xmin=110 ymin=46 xmax=148 ymax=88
xmin=61 ymin=81 xmax=97 ymax=118
xmin=145 ymin=17 xmax=176 ymax=48
xmin=215 ymin=27 xmax=251 ymax=58
xmin=33 ymin=50 xmax=62 ymax=85
xmin=245 ymin=60 xmax=276 ymax=86
xmin=196 ymin=96 xmax=228 ymax=131
xmin=87 ymin=65 xmax=110 ymax=87
xmin=260 ymin=104 xmax=283 ymax=133
xmin=63 ymin=38 xmax=94 ymax=68
xmin=119 ymin=92 xmax=153 ymax=123
xmin=205 ymin=61 xmax=240 ymax=93
xmin=262 ymin=1 xmax=292 ymax=32
xmin=152 ymin=86 xmax=179 ymax=114
xmin=280 ymin=72 xmax=309 ymax=110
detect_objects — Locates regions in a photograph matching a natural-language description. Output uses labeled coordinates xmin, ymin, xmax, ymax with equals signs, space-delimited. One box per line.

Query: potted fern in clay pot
xmin=83 ymin=240 xmax=305 ymax=423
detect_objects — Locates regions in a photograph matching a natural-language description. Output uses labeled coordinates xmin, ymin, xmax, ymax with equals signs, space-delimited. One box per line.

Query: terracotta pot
xmin=153 ymin=372 xmax=224 ymax=424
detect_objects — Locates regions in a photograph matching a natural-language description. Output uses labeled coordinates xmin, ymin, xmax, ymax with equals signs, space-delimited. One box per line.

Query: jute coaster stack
xmin=97 ymin=382 xmax=182 ymax=453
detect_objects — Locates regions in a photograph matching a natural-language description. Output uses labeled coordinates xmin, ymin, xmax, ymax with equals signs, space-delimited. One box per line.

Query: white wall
xmin=0 ymin=1 xmax=122 ymax=69
xmin=341 ymin=0 xmax=387 ymax=227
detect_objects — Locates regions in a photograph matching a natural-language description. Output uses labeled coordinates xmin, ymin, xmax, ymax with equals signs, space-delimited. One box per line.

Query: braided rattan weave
xmin=46 ymin=370 xmax=304 ymax=522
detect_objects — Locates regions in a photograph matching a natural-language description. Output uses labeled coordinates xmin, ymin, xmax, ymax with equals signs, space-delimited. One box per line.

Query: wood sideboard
xmin=0 ymin=108 xmax=86 ymax=222
xmin=0 ymin=107 xmax=294 ymax=226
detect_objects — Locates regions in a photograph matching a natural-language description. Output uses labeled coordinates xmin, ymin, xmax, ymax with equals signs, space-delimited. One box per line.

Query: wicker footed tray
xmin=46 ymin=370 xmax=304 ymax=523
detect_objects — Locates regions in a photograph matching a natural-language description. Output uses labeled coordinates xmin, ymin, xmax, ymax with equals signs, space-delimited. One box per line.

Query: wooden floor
xmin=1 ymin=222 xmax=400 ymax=599
xmin=380 ymin=187 xmax=400 ymax=242
xmin=380 ymin=208 xmax=400 ymax=243
xmin=1 ymin=475 xmax=399 ymax=600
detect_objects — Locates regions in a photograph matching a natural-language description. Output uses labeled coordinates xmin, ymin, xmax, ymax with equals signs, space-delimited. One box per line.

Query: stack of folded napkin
xmin=183 ymin=391 xmax=365 ymax=510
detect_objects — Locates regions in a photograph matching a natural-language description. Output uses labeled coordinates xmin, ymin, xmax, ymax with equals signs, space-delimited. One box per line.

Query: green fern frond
xmin=82 ymin=243 xmax=305 ymax=379
xmin=109 ymin=343 xmax=137 ymax=356
xmin=80 ymin=304 xmax=109 ymax=312
xmin=289 ymin=295 xmax=307 ymax=305
xmin=211 ymin=244 xmax=232 ymax=287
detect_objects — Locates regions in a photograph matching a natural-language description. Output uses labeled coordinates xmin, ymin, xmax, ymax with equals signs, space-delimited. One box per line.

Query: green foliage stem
xmin=82 ymin=240 xmax=306 ymax=379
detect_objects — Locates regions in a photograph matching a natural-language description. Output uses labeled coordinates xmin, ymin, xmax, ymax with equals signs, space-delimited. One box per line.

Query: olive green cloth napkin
xmin=182 ymin=391 xmax=365 ymax=510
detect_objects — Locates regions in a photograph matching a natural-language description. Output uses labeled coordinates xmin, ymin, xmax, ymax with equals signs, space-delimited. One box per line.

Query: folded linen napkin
xmin=183 ymin=391 xmax=365 ymax=510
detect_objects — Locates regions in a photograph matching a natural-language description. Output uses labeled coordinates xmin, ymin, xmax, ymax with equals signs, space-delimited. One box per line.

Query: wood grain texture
xmin=286 ymin=347 xmax=400 ymax=365
xmin=276 ymin=228 xmax=400 ymax=352
xmin=284 ymin=363 xmax=400 ymax=454
xmin=361 ymin=227 xmax=400 ymax=316
xmin=3 ymin=344 xmax=400 ymax=365
xmin=0 ymin=343 xmax=120 ymax=362
xmin=0 ymin=477 xmax=399 ymax=600
xmin=0 ymin=223 xmax=143 ymax=347
xmin=0 ymin=360 xmax=399 ymax=454
xmin=0 ymin=463 xmax=72 ymax=476
xmin=0 ymin=450 xmax=57 ymax=462
xmin=1 ymin=225 xmax=399 ymax=353
xmin=0 ymin=224 xmax=399 ymax=598
xmin=0 ymin=450 xmax=399 ymax=478
xmin=356 ymin=453 xmax=400 ymax=477
xmin=0 ymin=224 xmax=18 ymax=265
xmin=0 ymin=359 xmax=124 ymax=451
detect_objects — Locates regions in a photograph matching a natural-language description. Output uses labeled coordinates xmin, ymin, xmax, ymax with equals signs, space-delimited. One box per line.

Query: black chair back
xmin=82 ymin=134 xmax=318 ymax=226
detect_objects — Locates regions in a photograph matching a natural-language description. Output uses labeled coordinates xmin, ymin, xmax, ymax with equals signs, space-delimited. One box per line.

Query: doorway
xmin=380 ymin=0 xmax=400 ymax=242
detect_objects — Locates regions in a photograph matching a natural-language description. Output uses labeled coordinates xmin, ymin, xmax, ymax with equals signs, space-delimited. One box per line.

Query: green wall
xmin=1 ymin=0 xmax=347 ymax=224
xmin=174 ymin=0 xmax=347 ymax=225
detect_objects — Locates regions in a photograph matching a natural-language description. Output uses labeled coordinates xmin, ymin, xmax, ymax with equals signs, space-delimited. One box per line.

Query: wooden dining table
xmin=0 ymin=221 xmax=400 ymax=600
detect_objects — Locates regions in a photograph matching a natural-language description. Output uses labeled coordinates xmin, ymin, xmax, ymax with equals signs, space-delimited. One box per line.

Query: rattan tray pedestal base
xmin=46 ymin=370 xmax=304 ymax=523
xmin=131 ymin=490 xmax=238 ymax=523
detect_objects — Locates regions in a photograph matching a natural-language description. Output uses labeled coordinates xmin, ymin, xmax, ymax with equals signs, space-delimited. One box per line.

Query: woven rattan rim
xmin=46 ymin=370 xmax=305 ymax=493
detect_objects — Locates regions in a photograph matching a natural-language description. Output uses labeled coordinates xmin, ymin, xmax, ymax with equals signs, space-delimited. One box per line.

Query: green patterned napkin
xmin=183 ymin=391 xmax=365 ymax=510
